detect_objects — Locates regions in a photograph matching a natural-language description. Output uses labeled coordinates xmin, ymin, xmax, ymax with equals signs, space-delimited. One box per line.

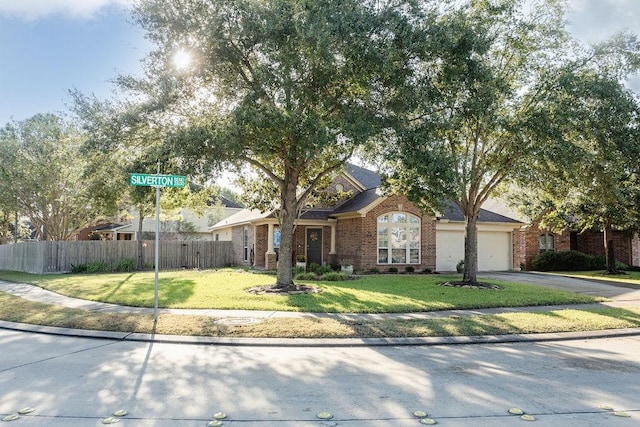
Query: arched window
xmin=377 ymin=213 xmax=421 ymax=264
xmin=539 ymin=233 xmax=554 ymax=253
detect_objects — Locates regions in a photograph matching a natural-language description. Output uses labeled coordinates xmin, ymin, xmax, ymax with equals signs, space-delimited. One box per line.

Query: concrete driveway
xmin=480 ymin=271 xmax=640 ymax=302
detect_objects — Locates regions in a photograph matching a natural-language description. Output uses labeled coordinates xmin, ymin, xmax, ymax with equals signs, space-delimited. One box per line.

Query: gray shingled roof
xmin=440 ymin=202 xmax=523 ymax=224
xmin=205 ymin=195 xmax=244 ymax=209
xmin=332 ymin=188 xmax=381 ymax=215
xmin=299 ymin=209 xmax=333 ymax=220
xmin=344 ymin=163 xmax=382 ymax=190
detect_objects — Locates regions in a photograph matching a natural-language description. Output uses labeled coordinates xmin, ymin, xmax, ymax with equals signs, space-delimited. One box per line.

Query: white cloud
xmin=567 ymin=0 xmax=640 ymax=43
xmin=0 ymin=0 xmax=133 ymax=20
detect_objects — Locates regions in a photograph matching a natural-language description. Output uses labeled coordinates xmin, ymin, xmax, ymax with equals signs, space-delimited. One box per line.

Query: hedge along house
xmin=518 ymin=217 xmax=640 ymax=270
xmin=211 ymin=163 xmax=524 ymax=272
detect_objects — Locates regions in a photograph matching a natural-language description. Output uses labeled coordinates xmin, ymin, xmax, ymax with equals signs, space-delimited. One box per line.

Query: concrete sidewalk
xmin=1 ymin=271 xmax=640 ymax=345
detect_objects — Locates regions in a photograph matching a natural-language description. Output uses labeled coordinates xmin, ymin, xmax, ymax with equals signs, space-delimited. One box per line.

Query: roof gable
xmin=343 ymin=163 xmax=381 ymax=190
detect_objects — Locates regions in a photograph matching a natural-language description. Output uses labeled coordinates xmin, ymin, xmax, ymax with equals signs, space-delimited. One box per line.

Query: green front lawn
xmin=0 ymin=269 xmax=599 ymax=313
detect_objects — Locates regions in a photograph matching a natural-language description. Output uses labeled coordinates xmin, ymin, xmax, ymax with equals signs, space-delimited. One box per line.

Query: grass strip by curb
xmin=1 ymin=292 xmax=639 ymax=338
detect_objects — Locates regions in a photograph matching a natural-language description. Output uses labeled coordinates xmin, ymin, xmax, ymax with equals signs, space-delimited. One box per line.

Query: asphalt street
xmin=1 ymin=331 xmax=639 ymax=426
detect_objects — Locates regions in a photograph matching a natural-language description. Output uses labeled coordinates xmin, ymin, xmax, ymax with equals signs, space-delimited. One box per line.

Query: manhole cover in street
xmin=215 ymin=318 xmax=261 ymax=326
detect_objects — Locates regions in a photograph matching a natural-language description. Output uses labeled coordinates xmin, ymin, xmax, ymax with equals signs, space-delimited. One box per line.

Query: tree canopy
xmin=126 ymin=0 xmax=426 ymax=287
xmin=381 ymin=0 xmax=640 ymax=282
xmin=510 ymin=69 xmax=640 ymax=273
xmin=0 ymin=114 xmax=100 ymax=240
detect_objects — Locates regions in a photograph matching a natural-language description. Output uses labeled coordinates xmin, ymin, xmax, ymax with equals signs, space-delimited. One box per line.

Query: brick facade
xmin=216 ymin=166 xmax=533 ymax=273
xmin=520 ymin=220 xmax=571 ymax=269
xmin=574 ymin=230 xmax=633 ymax=265
xmin=335 ymin=194 xmax=437 ymax=271
xmin=520 ymin=219 xmax=637 ymax=269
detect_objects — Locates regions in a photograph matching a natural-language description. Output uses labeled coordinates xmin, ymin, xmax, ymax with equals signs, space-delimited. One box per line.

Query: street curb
xmin=2 ymin=319 xmax=639 ymax=347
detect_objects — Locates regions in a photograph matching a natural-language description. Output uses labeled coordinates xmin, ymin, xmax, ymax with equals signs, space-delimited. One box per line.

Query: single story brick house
xmin=210 ymin=164 xmax=524 ymax=272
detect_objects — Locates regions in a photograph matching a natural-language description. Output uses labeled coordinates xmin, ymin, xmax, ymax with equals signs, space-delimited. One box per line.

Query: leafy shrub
xmin=421 ymin=268 xmax=433 ymax=274
xmin=330 ymin=263 xmax=341 ymax=271
xmin=319 ymin=272 xmax=347 ymax=281
xmin=531 ymin=250 xmax=605 ymax=271
xmin=309 ymin=263 xmax=320 ymax=273
xmin=88 ymin=231 xmax=103 ymax=240
xmin=295 ymin=272 xmax=318 ymax=280
xmin=616 ymin=261 xmax=629 ymax=270
xmin=388 ymin=267 xmax=398 ymax=273
xmin=86 ymin=262 xmax=109 ymax=273
xmin=116 ymin=258 xmax=136 ymax=272
xmin=405 ymin=266 xmax=415 ymax=273
xmin=293 ymin=266 xmax=306 ymax=275
xmin=369 ymin=267 xmax=380 ymax=274
xmin=70 ymin=263 xmax=87 ymax=273
xmin=317 ymin=265 xmax=333 ymax=275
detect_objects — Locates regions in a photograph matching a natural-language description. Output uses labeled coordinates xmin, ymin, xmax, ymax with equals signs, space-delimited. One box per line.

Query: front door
xmin=306 ymin=228 xmax=323 ymax=266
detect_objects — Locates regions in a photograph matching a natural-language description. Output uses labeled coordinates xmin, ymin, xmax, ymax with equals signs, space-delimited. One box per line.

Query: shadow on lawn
xmin=105 ymin=276 xmax=197 ymax=307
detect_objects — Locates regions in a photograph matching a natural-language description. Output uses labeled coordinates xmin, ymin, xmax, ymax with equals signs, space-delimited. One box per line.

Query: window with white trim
xmin=377 ymin=213 xmax=420 ymax=264
xmin=539 ymin=233 xmax=554 ymax=253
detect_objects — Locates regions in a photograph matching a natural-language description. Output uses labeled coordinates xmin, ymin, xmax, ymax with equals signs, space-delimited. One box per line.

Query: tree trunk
xmin=137 ymin=214 xmax=145 ymax=271
xmin=14 ymin=211 xmax=18 ymax=243
xmin=274 ymin=169 xmax=300 ymax=289
xmin=603 ymin=220 xmax=618 ymax=274
xmin=463 ymin=211 xmax=479 ymax=283
xmin=1 ymin=210 xmax=8 ymax=240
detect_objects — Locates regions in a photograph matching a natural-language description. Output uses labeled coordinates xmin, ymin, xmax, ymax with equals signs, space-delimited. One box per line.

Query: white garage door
xmin=478 ymin=232 xmax=511 ymax=271
xmin=436 ymin=230 xmax=511 ymax=271
xmin=436 ymin=230 xmax=465 ymax=272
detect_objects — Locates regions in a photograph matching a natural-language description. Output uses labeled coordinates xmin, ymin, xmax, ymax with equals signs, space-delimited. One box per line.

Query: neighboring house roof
xmin=212 ymin=209 xmax=269 ymax=229
xmin=188 ymin=182 xmax=245 ymax=209
xmin=93 ymin=223 xmax=125 ymax=231
xmin=209 ymin=195 xmax=244 ymax=209
xmin=344 ymin=163 xmax=382 ymax=190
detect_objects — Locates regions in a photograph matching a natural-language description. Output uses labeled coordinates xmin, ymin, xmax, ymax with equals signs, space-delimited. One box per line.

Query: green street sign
xmin=129 ymin=173 xmax=186 ymax=188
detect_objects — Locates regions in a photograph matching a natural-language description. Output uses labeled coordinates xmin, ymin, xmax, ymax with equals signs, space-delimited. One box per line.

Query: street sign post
xmin=129 ymin=169 xmax=186 ymax=321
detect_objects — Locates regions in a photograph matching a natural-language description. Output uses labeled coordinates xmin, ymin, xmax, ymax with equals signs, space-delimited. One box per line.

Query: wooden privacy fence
xmin=0 ymin=240 xmax=233 ymax=274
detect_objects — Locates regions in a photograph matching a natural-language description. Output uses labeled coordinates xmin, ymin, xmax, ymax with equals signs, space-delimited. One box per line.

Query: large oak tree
xmin=383 ymin=0 xmax=639 ymax=283
xmin=129 ymin=0 xmax=425 ymax=288
xmin=511 ymin=70 xmax=640 ymax=273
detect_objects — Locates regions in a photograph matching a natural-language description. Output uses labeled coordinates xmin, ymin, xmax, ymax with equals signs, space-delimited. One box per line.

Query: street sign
xmin=129 ymin=173 xmax=186 ymax=188
xmin=129 ymin=169 xmax=187 ymax=321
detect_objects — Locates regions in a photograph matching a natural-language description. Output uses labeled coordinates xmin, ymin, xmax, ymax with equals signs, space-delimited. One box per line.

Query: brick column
xmin=265 ymin=252 xmax=277 ymax=270
xmin=632 ymin=232 xmax=640 ymax=267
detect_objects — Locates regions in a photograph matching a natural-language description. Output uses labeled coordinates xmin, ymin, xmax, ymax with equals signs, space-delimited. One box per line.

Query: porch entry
xmin=306 ymin=228 xmax=323 ymax=266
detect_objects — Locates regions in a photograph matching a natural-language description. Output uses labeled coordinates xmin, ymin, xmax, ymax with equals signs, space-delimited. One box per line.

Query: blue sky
xmin=0 ymin=0 xmax=639 ymax=125
xmin=0 ymin=1 xmax=148 ymax=124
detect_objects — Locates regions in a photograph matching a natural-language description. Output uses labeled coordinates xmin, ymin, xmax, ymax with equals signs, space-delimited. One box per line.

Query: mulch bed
xmin=440 ymin=281 xmax=502 ymax=290
xmin=246 ymin=284 xmax=323 ymax=295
